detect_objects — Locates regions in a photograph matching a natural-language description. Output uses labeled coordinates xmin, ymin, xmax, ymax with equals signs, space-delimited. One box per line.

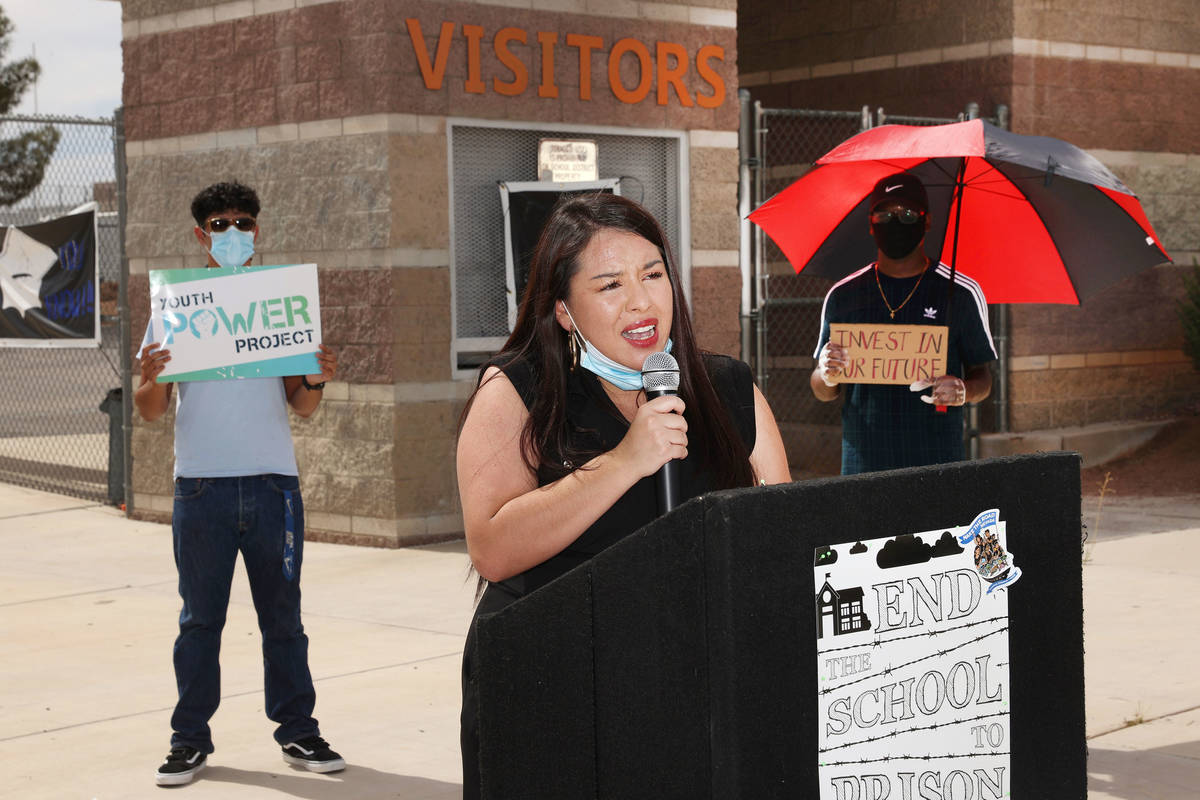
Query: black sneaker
xmin=155 ymin=746 xmax=206 ymax=785
xmin=281 ymin=735 xmax=345 ymax=773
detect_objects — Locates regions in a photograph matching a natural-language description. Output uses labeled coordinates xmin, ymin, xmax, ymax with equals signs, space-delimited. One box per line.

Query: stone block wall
xmin=123 ymin=118 xmax=459 ymax=544
xmin=1003 ymin=1 xmax=1200 ymax=429
xmin=1007 ymin=355 xmax=1199 ymax=431
xmin=688 ymin=136 xmax=741 ymax=358
xmin=121 ymin=0 xmax=743 ymax=543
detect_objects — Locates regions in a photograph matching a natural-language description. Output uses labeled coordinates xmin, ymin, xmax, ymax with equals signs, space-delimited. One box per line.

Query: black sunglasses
xmin=870 ymin=208 xmax=925 ymax=225
xmin=206 ymin=217 xmax=256 ymax=233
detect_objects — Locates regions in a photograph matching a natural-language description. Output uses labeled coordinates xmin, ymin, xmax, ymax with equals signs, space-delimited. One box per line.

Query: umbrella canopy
xmin=747 ymin=119 xmax=1171 ymax=304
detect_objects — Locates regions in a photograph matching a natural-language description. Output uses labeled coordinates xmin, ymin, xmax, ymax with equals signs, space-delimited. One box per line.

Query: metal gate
xmin=0 ymin=113 xmax=129 ymax=504
xmin=739 ymin=97 xmax=989 ymax=477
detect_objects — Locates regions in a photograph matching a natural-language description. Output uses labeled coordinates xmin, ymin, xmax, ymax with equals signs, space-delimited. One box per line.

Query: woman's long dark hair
xmin=464 ymin=193 xmax=754 ymax=490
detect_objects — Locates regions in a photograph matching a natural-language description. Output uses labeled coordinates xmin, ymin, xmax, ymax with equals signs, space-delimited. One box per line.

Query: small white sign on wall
xmin=538 ymin=139 xmax=598 ymax=182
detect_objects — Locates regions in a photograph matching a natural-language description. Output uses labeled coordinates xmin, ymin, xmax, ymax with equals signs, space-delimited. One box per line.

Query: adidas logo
xmin=923 ymin=307 xmax=938 ymax=319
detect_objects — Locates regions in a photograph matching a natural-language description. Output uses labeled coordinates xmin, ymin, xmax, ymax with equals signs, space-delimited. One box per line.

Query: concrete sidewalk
xmin=1 ymin=483 xmax=1198 ymax=799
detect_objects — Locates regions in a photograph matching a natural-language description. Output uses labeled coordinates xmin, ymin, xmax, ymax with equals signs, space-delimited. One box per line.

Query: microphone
xmin=642 ymin=351 xmax=681 ymax=516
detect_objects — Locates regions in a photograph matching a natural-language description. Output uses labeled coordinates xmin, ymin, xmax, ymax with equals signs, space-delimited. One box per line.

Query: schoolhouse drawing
xmin=816 ymin=574 xmax=873 ymax=639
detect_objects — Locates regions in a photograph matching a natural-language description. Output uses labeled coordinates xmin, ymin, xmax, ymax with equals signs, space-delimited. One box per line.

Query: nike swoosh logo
xmin=885 ymin=184 xmax=902 ymax=192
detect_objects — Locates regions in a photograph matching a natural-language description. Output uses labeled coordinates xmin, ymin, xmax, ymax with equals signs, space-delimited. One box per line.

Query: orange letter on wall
xmin=655 ymin=41 xmax=693 ymax=107
xmin=406 ymin=19 xmax=455 ymax=91
xmin=566 ymin=33 xmax=603 ymax=100
xmin=696 ymin=44 xmax=726 ymax=109
xmin=608 ymin=38 xmax=652 ymax=104
xmin=494 ymin=27 xmax=529 ymax=96
xmin=537 ymin=31 xmax=559 ymax=98
xmin=463 ymin=24 xmax=485 ymax=94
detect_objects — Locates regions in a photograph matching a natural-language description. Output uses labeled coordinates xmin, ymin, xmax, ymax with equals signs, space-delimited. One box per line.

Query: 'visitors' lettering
xmin=405 ymin=19 xmax=726 ymax=108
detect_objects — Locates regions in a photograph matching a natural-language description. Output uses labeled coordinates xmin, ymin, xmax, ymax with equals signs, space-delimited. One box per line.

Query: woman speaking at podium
xmin=456 ymin=193 xmax=789 ymax=797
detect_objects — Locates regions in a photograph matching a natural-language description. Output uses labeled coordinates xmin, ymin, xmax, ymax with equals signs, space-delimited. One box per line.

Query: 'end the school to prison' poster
xmin=814 ymin=509 xmax=1021 ymax=800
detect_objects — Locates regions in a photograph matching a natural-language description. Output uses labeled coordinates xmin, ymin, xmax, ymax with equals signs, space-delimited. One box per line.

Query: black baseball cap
xmin=869 ymin=172 xmax=928 ymax=213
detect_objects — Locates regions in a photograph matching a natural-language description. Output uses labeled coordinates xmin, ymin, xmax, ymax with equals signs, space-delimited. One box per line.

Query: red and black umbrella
xmin=748 ymin=118 xmax=1171 ymax=304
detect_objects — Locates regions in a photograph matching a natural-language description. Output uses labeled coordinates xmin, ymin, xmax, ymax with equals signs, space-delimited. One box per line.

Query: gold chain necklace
xmin=875 ymin=261 xmax=928 ymax=319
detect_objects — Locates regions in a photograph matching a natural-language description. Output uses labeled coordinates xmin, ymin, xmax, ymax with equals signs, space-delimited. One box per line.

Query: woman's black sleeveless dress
xmin=460 ymin=353 xmax=758 ymax=799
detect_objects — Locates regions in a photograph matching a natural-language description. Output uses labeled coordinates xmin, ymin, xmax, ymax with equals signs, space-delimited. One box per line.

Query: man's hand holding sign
xmin=136 ymin=190 xmax=338 ymax=425
xmin=818 ymin=323 xmax=964 ymax=406
xmin=145 ymin=263 xmax=325 ymax=382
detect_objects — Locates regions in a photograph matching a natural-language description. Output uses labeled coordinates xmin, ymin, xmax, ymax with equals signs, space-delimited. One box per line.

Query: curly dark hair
xmin=190 ymin=182 xmax=260 ymax=226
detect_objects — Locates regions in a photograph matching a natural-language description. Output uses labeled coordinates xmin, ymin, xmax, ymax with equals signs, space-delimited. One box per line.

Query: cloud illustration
xmin=930 ymin=531 xmax=965 ymax=558
xmin=876 ymin=533 xmax=932 ymax=569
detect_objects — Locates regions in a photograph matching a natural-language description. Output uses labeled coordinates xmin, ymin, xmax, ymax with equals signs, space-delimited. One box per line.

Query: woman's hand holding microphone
xmin=612 ymin=395 xmax=688 ymax=479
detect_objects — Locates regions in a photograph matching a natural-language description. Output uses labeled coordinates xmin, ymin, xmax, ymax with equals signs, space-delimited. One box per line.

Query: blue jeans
xmin=169 ymin=474 xmax=319 ymax=753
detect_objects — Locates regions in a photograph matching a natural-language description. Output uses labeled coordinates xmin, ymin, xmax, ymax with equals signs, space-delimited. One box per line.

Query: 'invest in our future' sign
xmin=829 ymin=324 xmax=950 ymax=386
xmin=147 ymin=264 xmax=321 ymax=382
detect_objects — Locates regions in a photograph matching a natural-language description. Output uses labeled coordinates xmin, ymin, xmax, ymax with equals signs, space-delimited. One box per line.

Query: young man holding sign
xmin=135 ymin=183 xmax=343 ymax=785
xmin=810 ymin=173 xmax=996 ymax=474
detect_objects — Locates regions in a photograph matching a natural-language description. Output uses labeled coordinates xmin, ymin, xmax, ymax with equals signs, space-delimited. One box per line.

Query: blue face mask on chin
xmin=207 ymin=228 xmax=255 ymax=268
xmin=562 ymin=303 xmax=673 ymax=392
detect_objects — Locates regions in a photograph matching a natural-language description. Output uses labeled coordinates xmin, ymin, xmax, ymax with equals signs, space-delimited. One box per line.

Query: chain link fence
xmin=747 ymin=104 xmax=979 ymax=477
xmin=0 ymin=114 xmax=126 ymax=503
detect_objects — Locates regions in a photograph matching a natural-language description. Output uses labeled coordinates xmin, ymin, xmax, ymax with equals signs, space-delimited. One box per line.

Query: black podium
xmin=474 ymin=453 xmax=1085 ymax=799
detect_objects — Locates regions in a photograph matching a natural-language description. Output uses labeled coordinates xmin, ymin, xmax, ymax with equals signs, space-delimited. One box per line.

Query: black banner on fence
xmin=0 ymin=205 xmax=98 ymax=345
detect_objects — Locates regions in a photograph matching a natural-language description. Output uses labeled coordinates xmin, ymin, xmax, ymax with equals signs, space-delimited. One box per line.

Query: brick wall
xmin=1011 ymin=0 xmax=1200 ymax=53
xmin=1007 ymin=1 xmax=1200 ymax=428
xmin=122 ymin=0 xmax=739 ymax=140
xmin=1010 ymin=56 xmax=1200 ymax=152
xmin=1008 ymin=263 xmax=1198 ymax=429
xmin=746 ymin=55 xmax=1015 ymax=121
xmin=1007 ymin=359 xmax=1199 ymax=431
xmin=739 ymin=0 xmax=1013 ymax=75
xmin=689 ymin=140 xmax=740 ymax=356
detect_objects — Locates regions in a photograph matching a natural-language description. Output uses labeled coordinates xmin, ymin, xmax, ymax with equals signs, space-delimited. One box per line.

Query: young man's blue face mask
xmin=207 ymin=228 xmax=255 ymax=268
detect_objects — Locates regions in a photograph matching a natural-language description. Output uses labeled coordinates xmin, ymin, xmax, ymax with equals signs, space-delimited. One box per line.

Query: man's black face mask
xmin=872 ymin=218 xmax=925 ymax=260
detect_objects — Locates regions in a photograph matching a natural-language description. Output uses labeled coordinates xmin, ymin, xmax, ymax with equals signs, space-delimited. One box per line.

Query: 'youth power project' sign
xmin=148 ymin=264 xmax=321 ymax=382
xmin=814 ymin=509 xmax=1021 ymax=800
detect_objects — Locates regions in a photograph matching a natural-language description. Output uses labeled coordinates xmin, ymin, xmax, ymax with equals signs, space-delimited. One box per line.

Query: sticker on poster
xmin=813 ymin=508 xmax=1020 ymax=800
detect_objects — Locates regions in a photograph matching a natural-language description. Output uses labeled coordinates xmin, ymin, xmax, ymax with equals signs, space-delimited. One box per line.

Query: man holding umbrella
xmin=810 ymin=172 xmax=996 ymax=475
xmin=751 ymin=119 xmax=1170 ymax=472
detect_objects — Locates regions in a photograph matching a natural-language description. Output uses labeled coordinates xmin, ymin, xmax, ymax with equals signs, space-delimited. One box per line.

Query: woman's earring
xmin=568 ymin=330 xmax=579 ymax=370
